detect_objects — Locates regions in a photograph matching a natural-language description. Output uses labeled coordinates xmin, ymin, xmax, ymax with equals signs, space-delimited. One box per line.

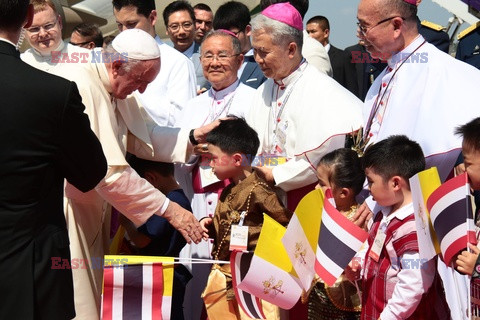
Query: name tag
xmin=369 ymin=228 xmax=386 ymax=262
xmin=230 ymin=225 xmax=249 ymax=251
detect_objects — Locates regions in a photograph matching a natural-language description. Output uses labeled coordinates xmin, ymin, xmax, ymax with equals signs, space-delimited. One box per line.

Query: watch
xmin=189 ymin=129 xmax=199 ymax=145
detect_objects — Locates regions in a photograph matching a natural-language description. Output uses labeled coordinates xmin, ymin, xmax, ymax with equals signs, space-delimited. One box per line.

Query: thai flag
xmin=314 ymin=190 xmax=369 ymax=286
xmin=230 ymin=251 xmax=266 ymax=319
xmin=426 ymin=172 xmax=476 ymax=265
xmin=101 ymin=256 xmax=174 ymax=320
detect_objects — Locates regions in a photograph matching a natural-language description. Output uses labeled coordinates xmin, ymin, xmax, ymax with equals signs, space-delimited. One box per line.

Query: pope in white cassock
xmin=357 ymin=0 xmax=480 ymax=318
xmin=248 ymin=3 xmax=363 ymax=210
xmin=22 ymin=4 xmax=211 ymax=318
xmin=175 ymin=29 xmax=256 ymax=320
xmin=113 ymin=0 xmax=197 ymax=127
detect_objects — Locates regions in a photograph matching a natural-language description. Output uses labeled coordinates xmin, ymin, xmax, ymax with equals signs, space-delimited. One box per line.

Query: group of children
xmin=122 ymin=115 xmax=480 ymax=319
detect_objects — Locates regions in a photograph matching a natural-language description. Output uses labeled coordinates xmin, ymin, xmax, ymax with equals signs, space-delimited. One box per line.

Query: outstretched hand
xmin=352 ymin=202 xmax=373 ymax=231
xmin=162 ymin=201 xmax=204 ymax=244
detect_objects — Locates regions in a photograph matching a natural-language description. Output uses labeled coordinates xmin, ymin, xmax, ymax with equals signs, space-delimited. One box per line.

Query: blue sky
xmin=304 ymin=0 xmax=455 ymax=49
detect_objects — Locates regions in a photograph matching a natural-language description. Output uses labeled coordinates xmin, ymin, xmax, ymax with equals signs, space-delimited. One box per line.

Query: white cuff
xmin=160 ymin=198 xmax=170 ymax=215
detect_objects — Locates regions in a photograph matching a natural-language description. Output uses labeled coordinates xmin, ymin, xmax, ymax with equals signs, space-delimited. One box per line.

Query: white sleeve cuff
xmin=160 ymin=198 xmax=170 ymax=215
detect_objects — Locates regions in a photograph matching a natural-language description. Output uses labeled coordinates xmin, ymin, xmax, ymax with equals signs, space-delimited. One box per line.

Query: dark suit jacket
xmin=417 ymin=17 xmax=450 ymax=53
xmin=239 ymin=56 xmax=267 ymax=89
xmin=0 ymin=40 xmax=107 ymax=319
xmin=328 ymin=44 xmax=358 ymax=95
xmin=344 ymin=44 xmax=387 ymax=101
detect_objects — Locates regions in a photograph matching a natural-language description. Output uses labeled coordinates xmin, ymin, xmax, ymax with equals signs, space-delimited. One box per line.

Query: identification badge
xmin=369 ymin=228 xmax=386 ymax=262
xmin=199 ymin=165 xmax=221 ymax=188
xmin=276 ymin=121 xmax=288 ymax=147
xmin=230 ymin=225 xmax=249 ymax=251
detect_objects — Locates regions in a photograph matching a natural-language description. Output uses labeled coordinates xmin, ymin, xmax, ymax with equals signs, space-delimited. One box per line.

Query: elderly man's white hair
xmin=251 ymin=14 xmax=303 ymax=50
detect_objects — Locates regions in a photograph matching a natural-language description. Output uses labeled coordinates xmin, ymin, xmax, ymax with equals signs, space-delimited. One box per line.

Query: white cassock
xmin=134 ymin=36 xmax=197 ymax=127
xmin=364 ymin=35 xmax=480 ymax=320
xmin=248 ymin=61 xmax=362 ymax=207
xmin=302 ymin=30 xmax=332 ymax=77
xmin=176 ymin=80 xmax=254 ymax=320
xmin=22 ymin=43 xmax=193 ymax=320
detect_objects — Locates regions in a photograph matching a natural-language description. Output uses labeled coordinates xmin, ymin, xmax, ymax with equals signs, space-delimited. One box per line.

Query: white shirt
xmin=135 ymin=36 xmax=197 ymax=127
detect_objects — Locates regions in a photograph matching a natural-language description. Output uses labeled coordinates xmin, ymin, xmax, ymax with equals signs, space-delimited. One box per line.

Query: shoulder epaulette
xmin=421 ymin=20 xmax=444 ymax=32
xmin=458 ymin=21 xmax=480 ymax=40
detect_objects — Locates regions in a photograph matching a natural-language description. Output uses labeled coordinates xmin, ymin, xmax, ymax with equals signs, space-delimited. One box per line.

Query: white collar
xmin=387 ymin=35 xmax=424 ymax=69
xmin=0 ymin=37 xmax=16 ymax=47
xmin=209 ymin=79 xmax=240 ymax=101
xmin=381 ymin=202 xmax=413 ymax=222
xmin=324 ymin=43 xmax=331 ymax=53
xmin=32 ymin=40 xmax=65 ymax=57
xmin=275 ymin=59 xmax=307 ymax=87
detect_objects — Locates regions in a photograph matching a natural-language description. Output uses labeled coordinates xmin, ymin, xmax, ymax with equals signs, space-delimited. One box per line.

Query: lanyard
xmin=363 ymin=40 xmax=426 ymax=142
xmin=201 ymin=86 xmax=237 ymax=126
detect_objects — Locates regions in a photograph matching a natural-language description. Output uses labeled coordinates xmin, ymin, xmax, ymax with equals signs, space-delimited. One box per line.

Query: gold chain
xmin=213 ymin=181 xmax=268 ymax=261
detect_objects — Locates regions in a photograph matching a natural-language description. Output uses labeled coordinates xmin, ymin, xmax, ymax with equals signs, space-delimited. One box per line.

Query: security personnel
xmin=456 ymin=21 xmax=480 ymax=69
xmin=418 ymin=18 xmax=450 ymax=53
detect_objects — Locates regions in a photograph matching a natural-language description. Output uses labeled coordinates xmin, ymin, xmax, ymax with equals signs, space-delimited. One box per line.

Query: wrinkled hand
xmin=254 ymin=166 xmax=275 ymax=185
xmin=162 ymin=201 xmax=204 ymax=244
xmin=193 ymin=119 xmax=221 ymax=144
xmin=352 ymin=202 xmax=373 ymax=231
xmin=456 ymin=243 xmax=480 ymax=276
xmin=193 ymin=143 xmax=210 ymax=155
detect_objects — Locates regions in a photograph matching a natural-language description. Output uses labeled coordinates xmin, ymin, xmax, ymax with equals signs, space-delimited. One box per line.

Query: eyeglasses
xmin=168 ymin=21 xmax=194 ymax=32
xmin=201 ymin=53 xmax=239 ymax=63
xmin=69 ymin=40 xmax=91 ymax=47
xmin=25 ymin=17 xmax=58 ymax=36
xmin=356 ymin=16 xmax=404 ymax=36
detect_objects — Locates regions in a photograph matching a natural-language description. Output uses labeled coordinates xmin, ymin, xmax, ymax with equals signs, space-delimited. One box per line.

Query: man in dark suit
xmin=213 ymin=0 xmax=267 ymax=89
xmin=416 ymin=0 xmax=450 ymax=53
xmin=0 ymin=1 xmax=107 ymax=318
xmin=456 ymin=21 xmax=480 ymax=69
xmin=306 ymin=15 xmax=358 ymax=94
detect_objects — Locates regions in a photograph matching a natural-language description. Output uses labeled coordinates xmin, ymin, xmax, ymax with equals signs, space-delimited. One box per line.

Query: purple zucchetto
xmin=261 ymin=2 xmax=303 ymax=31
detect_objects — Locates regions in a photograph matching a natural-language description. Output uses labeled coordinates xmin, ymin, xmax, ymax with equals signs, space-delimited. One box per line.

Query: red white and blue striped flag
xmin=101 ymin=256 xmax=174 ymax=320
xmin=230 ymin=251 xmax=266 ymax=319
xmin=314 ymin=190 xmax=369 ymax=286
xmin=426 ymin=172 xmax=476 ymax=266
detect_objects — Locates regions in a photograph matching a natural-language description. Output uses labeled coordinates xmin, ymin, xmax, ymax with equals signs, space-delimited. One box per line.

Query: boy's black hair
xmin=318 ymin=148 xmax=365 ymax=195
xmin=126 ymin=154 xmax=174 ymax=178
xmin=213 ymin=1 xmax=251 ymax=32
xmin=206 ymin=116 xmax=259 ymax=161
xmin=162 ymin=0 xmax=195 ymax=27
xmin=306 ymin=15 xmax=330 ymax=30
xmin=112 ymin=0 xmax=156 ymax=18
xmin=455 ymin=117 xmax=480 ymax=153
xmin=362 ymin=135 xmax=425 ymax=182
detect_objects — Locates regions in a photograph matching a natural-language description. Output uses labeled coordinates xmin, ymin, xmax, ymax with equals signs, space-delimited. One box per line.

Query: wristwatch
xmin=189 ymin=129 xmax=199 ymax=145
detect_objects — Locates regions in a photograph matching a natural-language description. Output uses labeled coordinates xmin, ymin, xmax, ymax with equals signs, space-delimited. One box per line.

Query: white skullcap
xmin=112 ymin=29 xmax=160 ymax=60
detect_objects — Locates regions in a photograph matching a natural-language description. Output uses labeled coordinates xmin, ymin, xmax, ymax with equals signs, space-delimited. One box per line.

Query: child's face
xmin=207 ymin=144 xmax=237 ymax=181
xmin=315 ymin=164 xmax=331 ymax=192
xmin=463 ymin=147 xmax=480 ymax=190
xmin=365 ymin=167 xmax=396 ymax=207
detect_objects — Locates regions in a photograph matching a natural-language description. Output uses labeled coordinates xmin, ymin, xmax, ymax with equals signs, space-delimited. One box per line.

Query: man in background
xmin=193 ymin=3 xmax=212 ymax=45
xmin=70 ymin=22 xmax=103 ymax=49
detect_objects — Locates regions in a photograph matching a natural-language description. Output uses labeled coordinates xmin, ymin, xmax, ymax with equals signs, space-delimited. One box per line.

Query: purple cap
xmin=403 ymin=0 xmax=417 ymax=5
xmin=261 ymin=2 xmax=303 ymax=31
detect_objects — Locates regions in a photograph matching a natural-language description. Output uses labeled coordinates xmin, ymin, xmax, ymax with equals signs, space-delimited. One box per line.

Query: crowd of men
xmin=2 ymin=0 xmax=480 ymax=319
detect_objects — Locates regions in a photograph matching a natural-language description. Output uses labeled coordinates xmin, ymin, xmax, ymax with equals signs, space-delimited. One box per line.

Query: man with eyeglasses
xmin=213 ymin=0 xmax=267 ymax=89
xmin=355 ymin=0 xmax=480 ymax=319
xmin=70 ymin=23 xmax=103 ymax=49
xmin=175 ymin=30 xmax=256 ymax=320
xmin=193 ymin=3 xmax=213 ymax=46
xmin=163 ymin=0 xmax=209 ymax=94
xmin=113 ymin=0 xmax=196 ymax=127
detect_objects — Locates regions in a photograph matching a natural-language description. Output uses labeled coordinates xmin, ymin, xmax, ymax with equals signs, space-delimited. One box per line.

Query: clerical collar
xmin=0 ymin=37 xmax=16 ymax=47
xmin=182 ymin=42 xmax=195 ymax=59
xmin=209 ymin=79 xmax=240 ymax=101
xmin=32 ymin=40 xmax=65 ymax=57
xmin=387 ymin=34 xmax=424 ymax=69
xmin=274 ymin=58 xmax=307 ymax=88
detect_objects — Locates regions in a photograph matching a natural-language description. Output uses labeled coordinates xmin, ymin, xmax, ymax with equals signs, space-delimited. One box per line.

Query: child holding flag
xmin=360 ymin=135 xmax=450 ymax=319
xmin=199 ymin=117 xmax=292 ymax=320
xmin=308 ymin=148 xmax=365 ymax=319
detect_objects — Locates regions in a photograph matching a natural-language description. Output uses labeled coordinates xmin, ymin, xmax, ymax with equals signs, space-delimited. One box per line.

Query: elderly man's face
xmin=166 ymin=10 xmax=195 ymax=52
xmin=357 ymin=0 xmax=398 ymax=59
xmin=110 ymin=59 xmax=160 ymax=99
xmin=252 ymin=29 xmax=295 ymax=81
xmin=25 ymin=6 xmax=62 ymax=55
xmin=194 ymin=9 xmax=213 ymax=43
xmin=201 ymin=35 xmax=243 ymax=90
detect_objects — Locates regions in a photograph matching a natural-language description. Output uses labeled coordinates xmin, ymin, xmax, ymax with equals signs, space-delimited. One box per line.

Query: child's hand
xmin=345 ymin=258 xmax=362 ymax=281
xmin=200 ymin=217 xmax=213 ymax=240
xmin=456 ymin=243 xmax=480 ymax=276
